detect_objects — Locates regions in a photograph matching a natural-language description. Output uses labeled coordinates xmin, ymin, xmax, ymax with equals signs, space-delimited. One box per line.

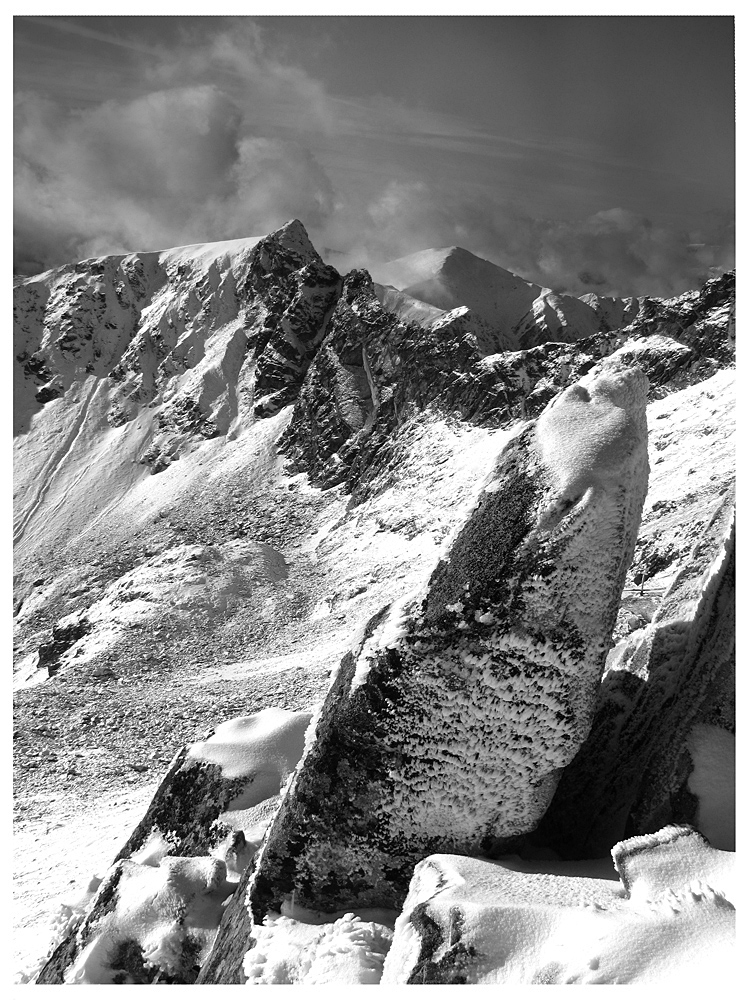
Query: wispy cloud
xmin=14 ymin=22 xmax=733 ymax=298
xmin=21 ymin=15 xmax=164 ymax=57
xmin=326 ymin=182 xmax=734 ymax=299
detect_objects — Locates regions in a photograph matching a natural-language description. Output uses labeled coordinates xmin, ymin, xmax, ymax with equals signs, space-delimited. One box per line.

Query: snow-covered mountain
xmin=13 ymin=221 xmax=735 ymax=985
xmin=369 ymin=244 xmax=635 ymax=348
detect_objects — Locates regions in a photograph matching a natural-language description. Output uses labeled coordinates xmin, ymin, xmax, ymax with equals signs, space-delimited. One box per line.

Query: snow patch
xmin=243 ymin=909 xmax=394 ymax=984
xmin=64 ymin=855 xmax=234 ymax=984
xmin=186 ymin=708 xmax=312 ymax=801
xmin=384 ymin=834 xmax=735 ymax=985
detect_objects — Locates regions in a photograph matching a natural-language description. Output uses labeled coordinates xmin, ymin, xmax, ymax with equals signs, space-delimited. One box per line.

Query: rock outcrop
xmin=35 ymin=709 xmax=311 ymax=984
xmin=381 ymin=826 xmax=735 ymax=984
xmin=533 ymin=492 xmax=735 ymax=858
xmin=279 ymin=269 xmax=734 ymax=499
xmin=197 ymin=360 xmax=649 ymax=982
xmin=279 ymin=270 xmax=488 ymax=489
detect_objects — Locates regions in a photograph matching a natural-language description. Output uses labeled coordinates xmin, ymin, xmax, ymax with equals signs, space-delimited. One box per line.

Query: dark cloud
xmin=14 ymin=25 xmax=733 ymax=298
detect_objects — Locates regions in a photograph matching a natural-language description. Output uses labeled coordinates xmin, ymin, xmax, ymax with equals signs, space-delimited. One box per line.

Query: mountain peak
xmin=268 ymin=219 xmax=317 ymax=259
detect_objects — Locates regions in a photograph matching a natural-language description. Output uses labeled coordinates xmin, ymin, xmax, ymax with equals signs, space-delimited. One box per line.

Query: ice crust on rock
xmin=197 ymin=359 xmax=649 ymax=982
xmin=535 ymin=490 xmax=735 ymax=857
xmin=382 ymin=826 xmax=735 ymax=985
xmin=536 ymin=363 xmax=650 ymax=498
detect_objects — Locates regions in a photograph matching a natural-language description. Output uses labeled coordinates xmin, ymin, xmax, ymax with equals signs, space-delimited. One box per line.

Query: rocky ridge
xmin=369 ymin=244 xmax=610 ymax=347
xmin=13 ymin=221 xmax=734 ymax=984
xmin=196 ymin=360 xmax=650 ymax=983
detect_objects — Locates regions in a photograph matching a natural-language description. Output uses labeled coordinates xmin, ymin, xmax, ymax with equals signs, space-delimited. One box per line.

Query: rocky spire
xmin=198 ymin=358 xmax=649 ymax=982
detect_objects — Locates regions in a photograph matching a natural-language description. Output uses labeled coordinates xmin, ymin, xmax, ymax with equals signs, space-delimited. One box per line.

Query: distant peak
xmin=275 ymin=218 xmax=309 ymax=240
xmin=269 ymin=219 xmax=317 ymax=259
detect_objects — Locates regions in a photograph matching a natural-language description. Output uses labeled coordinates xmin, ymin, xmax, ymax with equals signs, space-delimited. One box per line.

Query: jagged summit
xmin=14 ymin=220 xmax=320 ymax=292
xmin=159 ymin=219 xmax=319 ymax=268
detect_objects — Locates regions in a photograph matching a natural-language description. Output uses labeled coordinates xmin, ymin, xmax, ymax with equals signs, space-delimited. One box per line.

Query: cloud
xmin=14 ymin=23 xmax=733 ymax=298
xmin=522 ymin=207 xmax=735 ymax=298
xmin=14 ymin=83 xmax=336 ymax=272
xmin=322 ymin=183 xmax=733 ymax=299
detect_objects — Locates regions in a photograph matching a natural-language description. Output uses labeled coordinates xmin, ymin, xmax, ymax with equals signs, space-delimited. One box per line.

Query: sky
xmin=13 ymin=14 xmax=735 ymax=296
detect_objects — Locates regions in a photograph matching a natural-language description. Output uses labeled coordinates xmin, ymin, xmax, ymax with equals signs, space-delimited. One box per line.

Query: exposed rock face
xmin=533 ymin=492 xmax=735 ymax=858
xmin=632 ymin=270 xmax=735 ymax=368
xmin=247 ymin=230 xmax=342 ymax=417
xmin=279 ymin=270 xmax=486 ymax=488
xmin=197 ymin=361 xmax=648 ymax=982
xmin=279 ymin=269 xmax=734 ymax=498
xmin=13 ymin=219 xmax=340 ymax=484
xmin=382 ymin=826 xmax=735 ymax=984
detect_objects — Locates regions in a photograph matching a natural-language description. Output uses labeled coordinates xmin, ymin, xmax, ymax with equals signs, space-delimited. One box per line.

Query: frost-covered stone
xmin=35 ymin=708 xmax=311 ymax=984
xmin=39 ymin=854 xmax=234 ymax=985
xmin=535 ymin=492 xmax=735 ymax=857
xmin=198 ymin=360 xmax=648 ymax=981
xmin=382 ymin=826 xmax=734 ymax=984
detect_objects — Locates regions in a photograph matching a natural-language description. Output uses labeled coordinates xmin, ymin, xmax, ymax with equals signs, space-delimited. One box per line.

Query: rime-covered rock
xmin=381 ymin=826 xmax=735 ymax=984
xmin=35 ymin=709 xmax=311 ymax=984
xmin=198 ymin=360 xmax=648 ymax=982
xmin=534 ymin=492 xmax=735 ymax=858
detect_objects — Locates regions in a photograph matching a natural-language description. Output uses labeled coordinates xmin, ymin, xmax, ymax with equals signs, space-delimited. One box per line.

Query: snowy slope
xmin=13 ymin=224 xmax=734 ymax=983
xmin=369 ymin=245 xmax=606 ymax=347
xmin=13 ymin=221 xmax=340 ymax=586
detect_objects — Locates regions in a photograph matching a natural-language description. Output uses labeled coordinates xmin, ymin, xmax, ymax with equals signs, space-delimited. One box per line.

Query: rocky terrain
xmin=13 ymin=221 xmax=734 ymax=984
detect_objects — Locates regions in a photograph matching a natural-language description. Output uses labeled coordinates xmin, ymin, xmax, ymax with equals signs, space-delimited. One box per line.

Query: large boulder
xmin=198 ymin=359 xmax=649 ymax=982
xmin=35 ymin=709 xmax=311 ymax=984
xmin=382 ymin=826 xmax=735 ymax=984
xmin=534 ymin=491 xmax=735 ymax=858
